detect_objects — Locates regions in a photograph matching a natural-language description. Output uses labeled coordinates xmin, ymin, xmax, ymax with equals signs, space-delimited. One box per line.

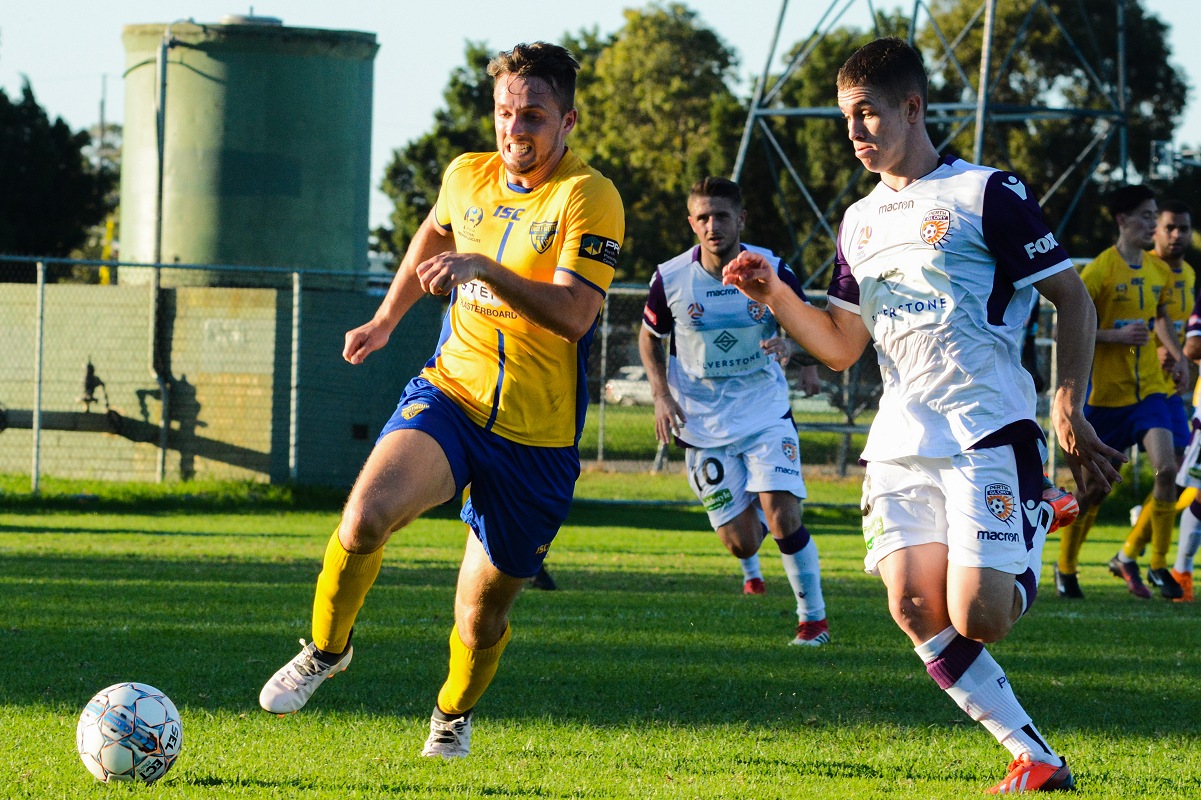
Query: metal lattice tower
xmin=731 ymin=0 xmax=1130 ymax=287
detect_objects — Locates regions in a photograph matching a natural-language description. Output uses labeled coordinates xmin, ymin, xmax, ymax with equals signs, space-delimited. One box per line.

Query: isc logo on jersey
xmin=984 ymin=482 xmax=1016 ymax=524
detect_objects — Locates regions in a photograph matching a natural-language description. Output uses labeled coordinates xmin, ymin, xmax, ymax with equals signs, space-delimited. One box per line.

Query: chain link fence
xmin=1 ymin=255 xmax=1062 ymax=490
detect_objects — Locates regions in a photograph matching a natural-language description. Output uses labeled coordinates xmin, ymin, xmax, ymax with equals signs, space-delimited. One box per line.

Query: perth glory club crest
xmin=919 ymin=208 xmax=951 ymax=247
xmin=985 ymin=482 xmax=1016 ymax=523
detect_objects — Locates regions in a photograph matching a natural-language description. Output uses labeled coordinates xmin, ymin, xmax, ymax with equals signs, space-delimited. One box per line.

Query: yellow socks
xmin=1057 ymin=504 xmax=1100 ymax=575
xmin=1127 ymin=491 xmax=1154 ymax=548
xmin=311 ymin=529 xmax=383 ymax=654
xmin=1149 ymin=498 xmax=1177 ymax=571
xmin=1176 ymin=487 xmax=1198 ymax=512
xmin=1123 ymin=497 xmax=1176 ymax=570
xmin=436 ymin=623 xmax=512 ymax=715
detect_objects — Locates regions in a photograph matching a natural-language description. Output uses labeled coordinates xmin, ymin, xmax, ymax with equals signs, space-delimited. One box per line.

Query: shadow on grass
xmin=2 ymin=549 xmax=1197 ymax=744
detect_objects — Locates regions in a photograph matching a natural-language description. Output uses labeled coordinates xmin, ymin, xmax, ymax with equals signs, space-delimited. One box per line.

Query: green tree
xmin=570 ymin=2 xmax=743 ymax=280
xmin=375 ymin=4 xmax=745 ymax=282
xmin=376 ymin=42 xmax=495 ymax=257
xmin=918 ymin=0 xmax=1188 ymax=256
xmin=0 ymin=80 xmax=115 ymax=260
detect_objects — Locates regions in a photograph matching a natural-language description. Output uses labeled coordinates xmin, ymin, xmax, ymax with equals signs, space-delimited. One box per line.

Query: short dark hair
xmin=1106 ymin=184 xmax=1155 ymax=218
xmin=487 ymin=42 xmax=579 ymax=114
xmin=837 ymin=37 xmax=928 ymax=108
xmin=688 ymin=177 xmax=743 ymax=211
xmin=1159 ymin=199 xmax=1192 ymax=218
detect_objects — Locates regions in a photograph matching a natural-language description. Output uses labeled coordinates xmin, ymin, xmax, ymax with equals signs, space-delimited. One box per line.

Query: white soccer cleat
xmin=259 ymin=639 xmax=353 ymax=715
xmin=421 ymin=711 xmax=472 ymax=759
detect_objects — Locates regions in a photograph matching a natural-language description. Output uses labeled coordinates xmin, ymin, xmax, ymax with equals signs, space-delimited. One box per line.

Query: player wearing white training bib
xmin=641 ymin=177 xmax=829 ymax=646
xmin=722 ymin=39 xmax=1124 ymax=794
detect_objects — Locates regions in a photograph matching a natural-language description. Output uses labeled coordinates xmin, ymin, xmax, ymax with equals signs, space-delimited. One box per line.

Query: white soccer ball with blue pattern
xmin=76 ymin=682 xmax=182 ymax=783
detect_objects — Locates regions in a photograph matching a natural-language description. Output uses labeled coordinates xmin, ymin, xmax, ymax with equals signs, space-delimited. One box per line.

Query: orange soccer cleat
xmin=1170 ymin=569 xmax=1194 ymax=602
xmin=987 ymin=754 xmax=1075 ymax=794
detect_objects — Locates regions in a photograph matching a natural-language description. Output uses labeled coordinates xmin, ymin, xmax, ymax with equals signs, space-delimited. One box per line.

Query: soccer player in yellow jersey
xmin=1054 ymin=186 xmax=1188 ymax=600
xmin=1122 ymin=201 xmax=1194 ymax=599
xmin=258 ymin=42 xmax=625 ymax=758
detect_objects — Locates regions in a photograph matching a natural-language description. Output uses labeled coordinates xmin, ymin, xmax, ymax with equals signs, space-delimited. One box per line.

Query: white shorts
xmin=1176 ymin=416 xmax=1201 ymax=489
xmin=684 ymin=418 xmax=806 ymax=529
xmin=860 ymin=442 xmax=1047 ymax=577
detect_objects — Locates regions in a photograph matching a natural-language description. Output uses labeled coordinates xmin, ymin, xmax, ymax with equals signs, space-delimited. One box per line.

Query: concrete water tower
xmin=119 ymin=15 xmax=378 ymax=285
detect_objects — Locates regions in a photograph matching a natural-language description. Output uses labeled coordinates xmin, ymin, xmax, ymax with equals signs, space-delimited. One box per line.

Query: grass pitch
xmin=1 ymin=474 xmax=1198 ymax=798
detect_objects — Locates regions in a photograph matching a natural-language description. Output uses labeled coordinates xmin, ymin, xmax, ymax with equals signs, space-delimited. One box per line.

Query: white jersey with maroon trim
xmin=826 ymin=155 xmax=1074 ymax=461
xmin=643 ymin=244 xmax=805 ymax=449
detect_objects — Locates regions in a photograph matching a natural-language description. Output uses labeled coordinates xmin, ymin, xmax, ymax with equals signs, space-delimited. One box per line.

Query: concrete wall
xmin=0 ymin=283 xmax=442 ymax=487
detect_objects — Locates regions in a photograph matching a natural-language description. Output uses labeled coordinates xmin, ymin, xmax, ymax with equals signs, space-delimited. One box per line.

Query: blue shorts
xmin=378 ymin=377 xmax=579 ymax=578
xmin=1085 ymin=393 xmax=1187 ymax=453
xmin=1167 ymin=394 xmax=1190 ymax=449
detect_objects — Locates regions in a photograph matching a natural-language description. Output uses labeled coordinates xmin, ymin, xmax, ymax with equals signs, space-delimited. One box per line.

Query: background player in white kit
xmin=723 ymin=38 xmax=1123 ymax=793
xmin=640 ymin=176 xmax=829 ymax=646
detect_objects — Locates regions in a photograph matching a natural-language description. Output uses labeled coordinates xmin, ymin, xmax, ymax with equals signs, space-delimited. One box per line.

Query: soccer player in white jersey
xmin=723 ymin=38 xmax=1123 ymax=793
xmin=640 ymin=176 xmax=829 ymax=646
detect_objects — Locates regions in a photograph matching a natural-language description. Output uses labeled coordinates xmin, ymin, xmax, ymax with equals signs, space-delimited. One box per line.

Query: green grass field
xmin=1 ymin=474 xmax=1198 ymax=798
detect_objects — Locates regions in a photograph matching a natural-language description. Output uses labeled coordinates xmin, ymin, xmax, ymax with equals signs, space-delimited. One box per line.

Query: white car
xmin=603 ymin=365 xmax=655 ymax=406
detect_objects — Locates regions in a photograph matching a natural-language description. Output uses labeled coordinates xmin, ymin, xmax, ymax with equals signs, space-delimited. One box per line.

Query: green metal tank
xmin=120 ymin=16 xmax=378 ymax=286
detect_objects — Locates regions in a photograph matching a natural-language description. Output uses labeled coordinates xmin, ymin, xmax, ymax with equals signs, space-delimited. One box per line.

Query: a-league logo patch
xmin=919 ymin=208 xmax=952 ymax=246
xmin=985 ymin=482 xmax=1016 ymax=523
xmin=781 ymin=438 xmax=798 ymax=462
xmin=401 ymin=402 xmax=429 ymax=420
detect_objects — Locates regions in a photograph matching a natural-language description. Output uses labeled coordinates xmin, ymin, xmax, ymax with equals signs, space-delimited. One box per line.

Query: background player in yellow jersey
xmin=1120 ymin=200 xmax=1193 ymax=598
xmin=258 ymin=42 xmax=625 ymax=758
xmin=1054 ymin=185 xmax=1188 ymax=600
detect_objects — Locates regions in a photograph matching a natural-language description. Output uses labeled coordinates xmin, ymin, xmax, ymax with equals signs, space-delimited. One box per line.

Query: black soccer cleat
xmin=528 ymin=565 xmax=558 ymax=591
xmin=1146 ymin=567 xmax=1184 ymax=600
xmin=1054 ymin=565 xmax=1084 ymax=599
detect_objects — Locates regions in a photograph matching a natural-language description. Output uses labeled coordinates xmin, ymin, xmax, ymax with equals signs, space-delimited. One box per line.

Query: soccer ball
xmin=76 ymin=682 xmax=182 ymax=783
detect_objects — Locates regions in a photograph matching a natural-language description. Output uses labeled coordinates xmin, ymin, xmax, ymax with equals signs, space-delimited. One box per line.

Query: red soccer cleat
xmin=987 ymin=754 xmax=1075 ymax=794
xmin=742 ymin=577 xmax=766 ymax=595
xmin=789 ymin=618 xmax=829 ymax=647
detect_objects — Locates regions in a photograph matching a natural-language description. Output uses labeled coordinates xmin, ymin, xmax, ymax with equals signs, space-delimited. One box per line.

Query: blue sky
xmin=2 ymin=1 xmax=1197 ymax=228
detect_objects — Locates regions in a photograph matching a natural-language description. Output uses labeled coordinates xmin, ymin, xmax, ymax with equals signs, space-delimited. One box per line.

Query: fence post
xmin=1046 ymin=305 xmax=1059 ymax=480
xmin=31 ymin=261 xmax=45 ymax=494
xmin=289 ymin=271 xmax=302 ymax=481
xmin=597 ymin=300 xmax=609 ymax=463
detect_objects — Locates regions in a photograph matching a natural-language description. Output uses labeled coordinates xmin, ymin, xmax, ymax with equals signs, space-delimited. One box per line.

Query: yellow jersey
xmin=425 ymin=149 xmax=625 ymax=447
xmin=1081 ymin=246 xmax=1172 ymax=406
xmin=1153 ymin=252 xmax=1195 ymax=344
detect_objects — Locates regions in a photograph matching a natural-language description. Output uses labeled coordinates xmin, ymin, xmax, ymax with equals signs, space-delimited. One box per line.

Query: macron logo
xmin=1001 ymin=175 xmax=1028 ymax=200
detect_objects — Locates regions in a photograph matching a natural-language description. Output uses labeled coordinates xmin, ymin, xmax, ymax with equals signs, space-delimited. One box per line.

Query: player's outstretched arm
xmin=344 ymin=209 xmax=455 ymax=365
xmin=723 ymin=250 xmax=870 ymax=370
xmin=1036 ymin=268 xmax=1126 ymax=493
